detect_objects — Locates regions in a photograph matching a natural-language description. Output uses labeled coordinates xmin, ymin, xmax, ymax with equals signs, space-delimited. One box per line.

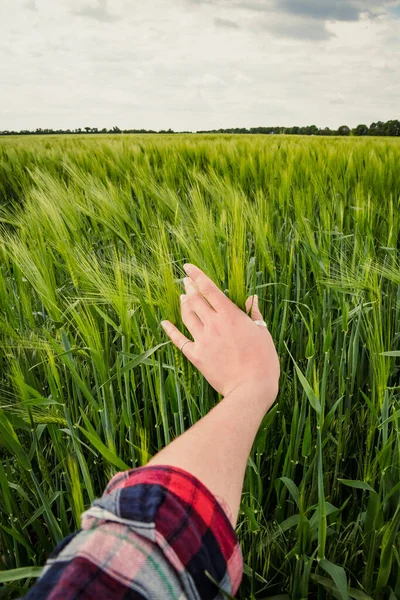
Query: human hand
xmin=161 ymin=264 xmax=280 ymax=404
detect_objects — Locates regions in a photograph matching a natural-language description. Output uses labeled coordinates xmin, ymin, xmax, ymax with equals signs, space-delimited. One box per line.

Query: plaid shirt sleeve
xmin=25 ymin=465 xmax=243 ymax=599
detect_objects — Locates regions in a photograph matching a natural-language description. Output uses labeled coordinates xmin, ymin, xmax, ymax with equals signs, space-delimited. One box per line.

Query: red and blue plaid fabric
xmin=25 ymin=465 xmax=243 ymax=599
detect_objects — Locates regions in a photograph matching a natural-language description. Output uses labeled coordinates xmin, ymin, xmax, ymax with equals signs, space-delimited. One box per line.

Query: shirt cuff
xmin=83 ymin=464 xmax=243 ymax=598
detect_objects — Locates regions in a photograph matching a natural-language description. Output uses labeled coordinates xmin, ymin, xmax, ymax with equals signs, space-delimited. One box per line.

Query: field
xmin=0 ymin=134 xmax=399 ymax=599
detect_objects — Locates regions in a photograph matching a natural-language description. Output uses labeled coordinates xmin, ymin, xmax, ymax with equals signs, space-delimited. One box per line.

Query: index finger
xmin=183 ymin=264 xmax=229 ymax=313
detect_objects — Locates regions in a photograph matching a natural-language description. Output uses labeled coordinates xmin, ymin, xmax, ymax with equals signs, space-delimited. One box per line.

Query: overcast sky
xmin=1 ymin=0 xmax=399 ymax=131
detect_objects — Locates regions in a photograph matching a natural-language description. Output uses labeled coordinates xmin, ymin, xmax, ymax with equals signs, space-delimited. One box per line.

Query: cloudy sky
xmin=1 ymin=0 xmax=399 ymax=131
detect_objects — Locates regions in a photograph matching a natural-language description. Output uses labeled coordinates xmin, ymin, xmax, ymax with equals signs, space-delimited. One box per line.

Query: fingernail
xmin=253 ymin=295 xmax=258 ymax=306
xmin=183 ymin=277 xmax=191 ymax=288
xmin=161 ymin=320 xmax=170 ymax=332
xmin=183 ymin=263 xmax=193 ymax=275
xmin=180 ymin=294 xmax=187 ymax=303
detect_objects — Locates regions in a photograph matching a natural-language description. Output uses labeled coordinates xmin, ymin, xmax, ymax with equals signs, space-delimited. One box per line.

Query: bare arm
xmin=148 ymin=264 xmax=280 ymax=526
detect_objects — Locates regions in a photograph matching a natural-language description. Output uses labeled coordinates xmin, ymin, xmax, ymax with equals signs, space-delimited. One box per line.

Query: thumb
xmin=245 ymin=295 xmax=264 ymax=321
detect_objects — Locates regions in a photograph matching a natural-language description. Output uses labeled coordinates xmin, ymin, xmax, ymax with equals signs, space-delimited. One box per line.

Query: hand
xmin=161 ymin=264 xmax=280 ymax=403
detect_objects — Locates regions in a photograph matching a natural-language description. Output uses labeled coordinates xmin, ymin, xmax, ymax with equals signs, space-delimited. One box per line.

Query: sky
xmin=0 ymin=0 xmax=399 ymax=131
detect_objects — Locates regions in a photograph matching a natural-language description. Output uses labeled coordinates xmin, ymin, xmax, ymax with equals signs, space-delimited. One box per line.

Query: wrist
xmin=224 ymin=379 xmax=279 ymax=410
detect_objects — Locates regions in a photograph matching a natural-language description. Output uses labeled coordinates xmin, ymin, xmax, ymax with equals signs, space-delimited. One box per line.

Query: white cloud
xmin=194 ymin=73 xmax=226 ymax=86
xmin=235 ymin=73 xmax=252 ymax=84
xmin=0 ymin=0 xmax=399 ymax=131
xmin=24 ymin=0 xmax=37 ymax=10
xmin=70 ymin=0 xmax=121 ymax=22
xmin=214 ymin=16 xmax=240 ymax=28
xmin=330 ymin=93 xmax=346 ymax=105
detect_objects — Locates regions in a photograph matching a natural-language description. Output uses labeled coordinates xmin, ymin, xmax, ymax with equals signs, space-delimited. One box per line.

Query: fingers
xmin=180 ymin=294 xmax=203 ymax=339
xmin=183 ymin=277 xmax=215 ymax=323
xmin=245 ymin=295 xmax=264 ymax=322
xmin=161 ymin=320 xmax=194 ymax=358
xmin=183 ymin=264 xmax=229 ymax=313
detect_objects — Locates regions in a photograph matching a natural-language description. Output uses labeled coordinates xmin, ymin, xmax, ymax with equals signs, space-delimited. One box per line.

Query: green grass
xmin=0 ymin=134 xmax=399 ymax=599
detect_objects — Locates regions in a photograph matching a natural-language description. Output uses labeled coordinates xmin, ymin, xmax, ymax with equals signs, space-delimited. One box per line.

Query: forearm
xmin=148 ymin=383 xmax=276 ymax=526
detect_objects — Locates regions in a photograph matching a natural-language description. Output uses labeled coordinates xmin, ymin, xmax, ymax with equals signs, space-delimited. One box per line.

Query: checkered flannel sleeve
xmin=25 ymin=465 xmax=243 ymax=599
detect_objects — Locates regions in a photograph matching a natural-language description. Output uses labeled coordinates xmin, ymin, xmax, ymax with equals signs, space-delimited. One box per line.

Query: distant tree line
xmin=0 ymin=126 xmax=178 ymax=136
xmin=1 ymin=120 xmax=400 ymax=137
xmin=197 ymin=120 xmax=400 ymax=137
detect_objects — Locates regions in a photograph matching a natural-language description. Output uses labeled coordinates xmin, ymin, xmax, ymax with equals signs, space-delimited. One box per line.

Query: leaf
xmin=22 ymin=492 xmax=61 ymax=529
xmin=312 ymin=575 xmax=373 ymax=599
xmin=58 ymin=333 xmax=99 ymax=410
xmin=285 ymin=345 xmax=321 ymax=415
xmin=379 ymin=351 xmax=400 ymax=357
xmin=2 ymin=412 xmax=31 ymax=431
xmin=242 ymin=563 xmax=268 ymax=583
xmin=273 ymin=514 xmax=300 ymax=539
xmin=261 ymin=403 xmax=279 ymax=430
xmin=319 ymin=559 xmax=349 ymax=600
xmin=317 ymin=428 xmax=327 ymax=559
xmin=0 ymin=566 xmax=43 ymax=583
xmin=241 ymin=503 xmax=260 ymax=532
xmin=376 ymin=504 xmax=400 ymax=589
xmin=0 ymin=524 xmax=34 ymax=555
xmin=302 ymin=414 xmax=312 ymax=457
xmin=101 ymin=341 xmax=170 ymax=387
xmin=78 ymin=413 xmax=131 ymax=471
xmin=322 ymin=396 xmax=344 ymax=437
xmin=93 ymin=304 xmax=122 ymax=333
xmin=0 ymin=410 xmax=31 ymax=471
xmin=120 ymin=353 xmax=174 ymax=370
xmin=258 ymin=514 xmax=300 ymax=548
xmin=310 ymin=501 xmax=340 ymax=531
xmin=278 ymin=477 xmax=300 ymax=508
xmin=379 ymin=409 xmax=400 ymax=429
xmin=247 ymin=454 xmax=260 ymax=475
xmin=0 ymin=461 xmax=12 ymax=514
xmin=338 ymin=479 xmax=375 ymax=493
xmin=260 ymin=594 xmax=290 ymax=600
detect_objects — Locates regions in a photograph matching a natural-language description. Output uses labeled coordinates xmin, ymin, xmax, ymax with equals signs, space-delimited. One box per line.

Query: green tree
xmin=338 ymin=125 xmax=350 ymax=136
xmin=369 ymin=121 xmax=385 ymax=136
xmin=354 ymin=124 xmax=369 ymax=136
xmin=383 ymin=120 xmax=400 ymax=136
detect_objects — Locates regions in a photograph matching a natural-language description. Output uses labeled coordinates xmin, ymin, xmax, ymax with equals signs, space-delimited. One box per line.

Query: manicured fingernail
xmin=180 ymin=294 xmax=187 ymax=303
xmin=183 ymin=263 xmax=193 ymax=275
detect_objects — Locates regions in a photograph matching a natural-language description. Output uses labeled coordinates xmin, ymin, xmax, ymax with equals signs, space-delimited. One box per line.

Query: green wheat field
xmin=0 ymin=134 xmax=399 ymax=599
